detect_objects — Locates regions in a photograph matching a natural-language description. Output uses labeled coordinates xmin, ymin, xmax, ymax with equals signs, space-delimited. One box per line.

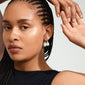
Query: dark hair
xmin=0 ymin=0 xmax=54 ymax=85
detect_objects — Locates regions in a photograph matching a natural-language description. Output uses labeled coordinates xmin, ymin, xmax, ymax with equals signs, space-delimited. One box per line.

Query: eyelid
xmin=20 ymin=25 xmax=29 ymax=30
xmin=20 ymin=23 xmax=30 ymax=28
xmin=3 ymin=23 xmax=12 ymax=27
xmin=3 ymin=26 xmax=12 ymax=30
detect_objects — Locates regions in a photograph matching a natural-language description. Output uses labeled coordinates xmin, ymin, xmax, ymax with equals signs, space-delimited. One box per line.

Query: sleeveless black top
xmin=7 ymin=69 xmax=59 ymax=85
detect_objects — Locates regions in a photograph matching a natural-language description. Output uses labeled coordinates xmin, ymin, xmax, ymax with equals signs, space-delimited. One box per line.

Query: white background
xmin=0 ymin=0 xmax=85 ymax=73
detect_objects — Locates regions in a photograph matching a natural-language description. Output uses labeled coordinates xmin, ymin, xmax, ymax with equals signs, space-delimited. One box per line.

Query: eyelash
xmin=20 ymin=26 xmax=29 ymax=30
xmin=3 ymin=26 xmax=12 ymax=30
xmin=3 ymin=26 xmax=29 ymax=30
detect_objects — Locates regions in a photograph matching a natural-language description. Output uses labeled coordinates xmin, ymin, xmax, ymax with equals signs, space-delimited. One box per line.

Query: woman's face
xmin=3 ymin=1 xmax=46 ymax=62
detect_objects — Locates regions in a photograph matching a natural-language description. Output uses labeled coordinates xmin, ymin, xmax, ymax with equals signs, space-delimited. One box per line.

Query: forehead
xmin=6 ymin=1 xmax=37 ymax=11
xmin=3 ymin=1 xmax=38 ymax=20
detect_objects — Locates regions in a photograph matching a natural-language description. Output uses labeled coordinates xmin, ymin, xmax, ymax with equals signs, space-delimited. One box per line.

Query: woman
xmin=0 ymin=0 xmax=85 ymax=85
xmin=0 ymin=0 xmax=83 ymax=61
xmin=0 ymin=0 xmax=59 ymax=85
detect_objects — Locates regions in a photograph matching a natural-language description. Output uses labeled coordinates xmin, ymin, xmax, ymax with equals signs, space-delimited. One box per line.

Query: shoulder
xmin=51 ymin=70 xmax=85 ymax=85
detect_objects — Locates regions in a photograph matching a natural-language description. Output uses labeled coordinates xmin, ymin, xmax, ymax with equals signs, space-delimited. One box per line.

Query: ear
xmin=43 ymin=24 xmax=53 ymax=41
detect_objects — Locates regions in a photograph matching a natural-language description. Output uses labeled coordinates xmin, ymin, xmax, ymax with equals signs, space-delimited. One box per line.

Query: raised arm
xmin=48 ymin=0 xmax=83 ymax=22
xmin=61 ymin=11 xmax=85 ymax=49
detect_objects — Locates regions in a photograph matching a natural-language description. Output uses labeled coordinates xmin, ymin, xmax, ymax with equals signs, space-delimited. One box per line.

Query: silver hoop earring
xmin=44 ymin=41 xmax=49 ymax=47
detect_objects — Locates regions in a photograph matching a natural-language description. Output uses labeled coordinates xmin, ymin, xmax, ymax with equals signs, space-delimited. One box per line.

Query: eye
xmin=21 ymin=26 xmax=29 ymax=30
xmin=3 ymin=26 xmax=12 ymax=30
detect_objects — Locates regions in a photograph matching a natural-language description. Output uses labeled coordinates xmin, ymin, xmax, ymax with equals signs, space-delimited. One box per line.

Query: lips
xmin=8 ymin=44 xmax=22 ymax=53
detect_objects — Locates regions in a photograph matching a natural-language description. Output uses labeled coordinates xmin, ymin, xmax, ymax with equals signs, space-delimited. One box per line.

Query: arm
xmin=0 ymin=11 xmax=5 ymax=61
xmin=48 ymin=0 xmax=83 ymax=22
xmin=61 ymin=11 xmax=85 ymax=49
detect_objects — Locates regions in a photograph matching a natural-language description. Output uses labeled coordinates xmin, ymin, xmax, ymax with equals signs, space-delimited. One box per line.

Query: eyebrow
xmin=17 ymin=19 xmax=32 ymax=23
xmin=2 ymin=19 xmax=32 ymax=24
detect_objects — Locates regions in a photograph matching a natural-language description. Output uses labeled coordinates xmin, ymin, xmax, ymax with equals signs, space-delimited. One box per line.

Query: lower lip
xmin=9 ymin=48 xmax=22 ymax=53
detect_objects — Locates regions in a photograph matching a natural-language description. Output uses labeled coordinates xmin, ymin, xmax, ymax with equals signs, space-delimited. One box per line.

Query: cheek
xmin=23 ymin=28 xmax=44 ymax=54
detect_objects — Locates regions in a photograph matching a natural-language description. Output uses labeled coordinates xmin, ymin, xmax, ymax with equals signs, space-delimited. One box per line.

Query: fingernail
xmin=68 ymin=18 xmax=70 ymax=22
xmin=57 ymin=14 xmax=60 ymax=17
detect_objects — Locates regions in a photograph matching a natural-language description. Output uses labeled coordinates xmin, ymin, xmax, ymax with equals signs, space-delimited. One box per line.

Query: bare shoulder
xmin=51 ymin=70 xmax=85 ymax=85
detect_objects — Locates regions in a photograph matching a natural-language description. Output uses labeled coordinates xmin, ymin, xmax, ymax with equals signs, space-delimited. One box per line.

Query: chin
xmin=9 ymin=55 xmax=25 ymax=62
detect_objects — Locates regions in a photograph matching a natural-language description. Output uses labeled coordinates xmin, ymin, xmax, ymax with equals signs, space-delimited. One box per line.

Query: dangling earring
xmin=44 ymin=41 xmax=49 ymax=47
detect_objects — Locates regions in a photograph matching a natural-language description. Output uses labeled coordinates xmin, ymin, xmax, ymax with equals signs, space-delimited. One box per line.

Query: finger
xmin=55 ymin=2 xmax=60 ymax=17
xmin=64 ymin=6 xmax=71 ymax=21
xmin=48 ymin=0 xmax=60 ymax=17
xmin=66 ymin=22 xmax=73 ymax=31
xmin=76 ymin=14 xmax=84 ymax=25
xmin=71 ymin=5 xmax=76 ymax=22
xmin=71 ymin=21 xmax=77 ymax=27
xmin=61 ymin=24 xmax=71 ymax=38
xmin=66 ymin=0 xmax=76 ymax=22
xmin=61 ymin=3 xmax=71 ymax=19
xmin=74 ymin=2 xmax=83 ymax=18
xmin=61 ymin=11 xmax=73 ymax=31
xmin=61 ymin=11 xmax=69 ymax=25
xmin=59 ymin=0 xmax=71 ymax=21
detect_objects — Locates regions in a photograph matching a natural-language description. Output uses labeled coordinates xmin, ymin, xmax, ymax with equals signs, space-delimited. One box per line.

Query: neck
xmin=14 ymin=48 xmax=52 ymax=71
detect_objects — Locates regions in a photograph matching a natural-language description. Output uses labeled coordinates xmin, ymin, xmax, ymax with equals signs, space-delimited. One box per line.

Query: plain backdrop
xmin=0 ymin=0 xmax=85 ymax=73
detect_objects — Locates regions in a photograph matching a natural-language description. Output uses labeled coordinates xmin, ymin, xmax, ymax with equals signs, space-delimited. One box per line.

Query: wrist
xmin=80 ymin=37 xmax=85 ymax=49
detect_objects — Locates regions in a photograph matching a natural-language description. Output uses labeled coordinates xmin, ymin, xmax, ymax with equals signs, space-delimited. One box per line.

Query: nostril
xmin=14 ymin=38 xmax=17 ymax=41
xmin=9 ymin=38 xmax=18 ymax=43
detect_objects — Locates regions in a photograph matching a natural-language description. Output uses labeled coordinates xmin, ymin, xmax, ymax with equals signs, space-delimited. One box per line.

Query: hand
xmin=48 ymin=0 xmax=83 ymax=22
xmin=61 ymin=11 xmax=85 ymax=48
xmin=0 ymin=11 xmax=5 ymax=60
xmin=0 ymin=0 xmax=7 ymax=3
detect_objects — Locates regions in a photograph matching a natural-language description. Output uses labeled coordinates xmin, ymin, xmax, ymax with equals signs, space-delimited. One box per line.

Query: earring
xmin=44 ymin=41 xmax=49 ymax=47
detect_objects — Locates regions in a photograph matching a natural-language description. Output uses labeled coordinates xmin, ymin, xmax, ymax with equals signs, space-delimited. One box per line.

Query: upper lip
xmin=8 ymin=44 xmax=22 ymax=49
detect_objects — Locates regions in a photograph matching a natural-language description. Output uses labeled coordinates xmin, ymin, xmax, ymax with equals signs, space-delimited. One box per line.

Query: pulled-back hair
xmin=0 ymin=0 xmax=54 ymax=85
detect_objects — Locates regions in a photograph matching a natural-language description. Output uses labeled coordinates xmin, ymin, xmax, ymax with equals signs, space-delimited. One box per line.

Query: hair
xmin=0 ymin=0 xmax=54 ymax=85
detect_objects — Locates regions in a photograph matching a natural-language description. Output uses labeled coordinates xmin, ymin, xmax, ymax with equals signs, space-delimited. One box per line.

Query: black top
xmin=7 ymin=69 xmax=59 ymax=85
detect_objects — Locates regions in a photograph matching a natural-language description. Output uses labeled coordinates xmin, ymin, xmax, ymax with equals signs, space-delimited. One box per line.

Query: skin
xmin=3 ymin=1 xmax=53 ymax=71
xmin=49 ymin=0 xmax=83 ymax=21
xmin=61 ymin=11 xmax=85 ymax=49
xmin=0 ymin=11 xmax=4 ymax=60
xmin=0 ymin=0 xmax=83 ymax=21
xmin=51 ymin=70 xmax=85 ymax=85
xmin=1 ymin=0 xmax=85 ymax=85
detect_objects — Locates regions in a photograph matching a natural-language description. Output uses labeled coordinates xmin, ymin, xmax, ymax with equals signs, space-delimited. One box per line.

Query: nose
xmin=9 ymin=27 xmax=20 ymax=43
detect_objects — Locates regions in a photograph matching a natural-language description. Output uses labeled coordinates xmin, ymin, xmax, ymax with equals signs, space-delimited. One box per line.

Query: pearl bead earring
xmin=44 ymin=41 xmax=49 ymax=47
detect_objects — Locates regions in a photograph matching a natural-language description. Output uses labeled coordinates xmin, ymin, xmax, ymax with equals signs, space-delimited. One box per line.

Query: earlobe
xmin=43 ymin=24 xmax=53 ymax=41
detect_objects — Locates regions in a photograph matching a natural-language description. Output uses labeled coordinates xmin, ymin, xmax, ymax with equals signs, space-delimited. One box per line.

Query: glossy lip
xmin=8 ymin=44 xmax=22 ymax=53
